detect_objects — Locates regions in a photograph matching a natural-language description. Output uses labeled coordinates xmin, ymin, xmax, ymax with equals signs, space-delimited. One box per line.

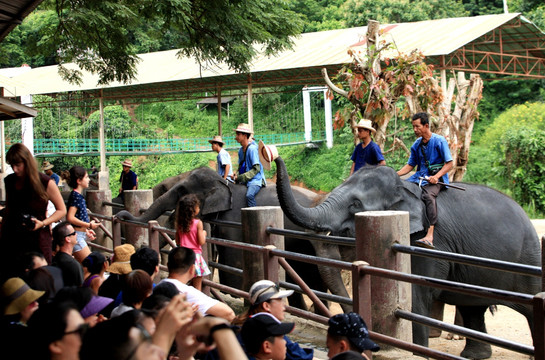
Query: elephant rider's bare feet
xmin=415 ymin=226 xmax=435 ymax=249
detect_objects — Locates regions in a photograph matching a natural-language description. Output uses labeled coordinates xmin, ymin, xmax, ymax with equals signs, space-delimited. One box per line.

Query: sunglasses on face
xmin=63 ymin=323 xmax=89 ymax=338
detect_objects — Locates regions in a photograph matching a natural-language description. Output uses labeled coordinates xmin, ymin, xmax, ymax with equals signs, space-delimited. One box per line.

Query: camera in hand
xmin=20 ymin=214 xmax=36 ymax=230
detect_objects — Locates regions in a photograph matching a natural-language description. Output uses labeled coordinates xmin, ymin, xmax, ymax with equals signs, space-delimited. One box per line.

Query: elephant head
xmin=275 ymin=157 xmax=426 ymax=237
xmin=117 ymin=167 xmax=233 ymax=222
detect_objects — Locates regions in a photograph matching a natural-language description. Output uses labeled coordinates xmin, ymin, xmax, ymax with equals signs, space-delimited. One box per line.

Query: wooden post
xmin=147 ymin=220 xmax=161 ymax=284
xmin=86 ymin=189 xmax=113 ymax=249
xmin=247 ymin=77 xmax=253 ymax=132
xmin=123 ymin=189 xmax=153 ymax=248
xmin=533 ymin=292 xmax=545 ymax=360
xmin=355 ymin=210 xmax=412 ymax=348
xmin=241 ymin=206 xmax=284 ymax=295
xmin=217 ymin=87 xmax=222 ymax=136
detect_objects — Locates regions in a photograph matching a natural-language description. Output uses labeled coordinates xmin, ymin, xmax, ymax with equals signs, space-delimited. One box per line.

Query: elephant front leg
xmin=458 ymin=306 xmax=492 ymax=359
xmin=314 ymin=243 xmax=352 ymax=313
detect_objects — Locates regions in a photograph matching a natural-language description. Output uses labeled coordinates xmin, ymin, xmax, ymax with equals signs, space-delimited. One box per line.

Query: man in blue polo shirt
xmin=233 ymin=123 xmax=265 ymax=207
xmin=397 ymin=112 xmax=453 ymax=249
xmin=350 ymin=119 xmax=385 ymax=175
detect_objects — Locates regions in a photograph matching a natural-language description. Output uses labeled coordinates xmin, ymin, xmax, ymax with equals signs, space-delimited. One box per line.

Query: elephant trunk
xmin=275 ymin=157 xmax=332 ymax=232
xmin=116 ymin=189 xmax=180 ymax=223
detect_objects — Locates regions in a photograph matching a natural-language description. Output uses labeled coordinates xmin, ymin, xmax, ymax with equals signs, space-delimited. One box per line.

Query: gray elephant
xmin=116 ymin=166 xmax=343 ymax=312
xmin=274 ymin=156 xmax=540 ymax=359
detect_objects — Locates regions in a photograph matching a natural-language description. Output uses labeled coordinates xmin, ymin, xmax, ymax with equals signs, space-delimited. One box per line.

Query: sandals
xmin=414 ymin=239 xmax=435 ymax=249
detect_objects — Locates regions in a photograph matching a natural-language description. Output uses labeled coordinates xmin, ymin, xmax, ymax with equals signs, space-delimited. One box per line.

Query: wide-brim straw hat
xmin=233 ymin=123 xmax=253 ymax=134
xmin=121 ymin=159 xmax=133 ymax=167
xmin=208 ymin=135 xmax=224 ymax=146
xmin=258 ymin=140 xmax=279 ymax=171
xmin=108 ymin=244 xmax=135 ymax=275
xmin=42 ymin=161 xmax=54 ymax=171
xmin=1 ymin=277 xmax=45 ymax=315
xmin=355 ymin=119 xmax=376 ymax=133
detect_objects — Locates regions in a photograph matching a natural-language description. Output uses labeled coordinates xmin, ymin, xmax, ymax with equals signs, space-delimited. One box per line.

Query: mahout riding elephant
xmin=116 ymin=166 xmax=337 ymax=312
xmin=274 ymin=156 xmax=540 ymax=359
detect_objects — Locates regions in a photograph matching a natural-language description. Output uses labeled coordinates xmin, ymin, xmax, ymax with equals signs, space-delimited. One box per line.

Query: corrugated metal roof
xmin=2 ymin=12 xmax=545 ymax=103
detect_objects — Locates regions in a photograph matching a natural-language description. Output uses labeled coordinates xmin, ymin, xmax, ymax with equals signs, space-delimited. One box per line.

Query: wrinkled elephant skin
xmin=274 ymin=157 xmax=540 ymax=359
xmin=116 ymin=167 xmax=335 ymax=311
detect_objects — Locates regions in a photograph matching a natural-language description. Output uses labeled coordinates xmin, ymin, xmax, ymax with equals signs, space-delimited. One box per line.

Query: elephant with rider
xmin=116 ymin=166 xmax=347 ymax=312
xmin=273 ymin=156 xmax=540 ymax=359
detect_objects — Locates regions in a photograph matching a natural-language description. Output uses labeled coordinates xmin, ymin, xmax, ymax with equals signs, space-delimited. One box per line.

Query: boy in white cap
xmin=350 ymin=119 xmax=385 ymax=175
xmin=209 ymin=135 xmax=234 ymax=182
xmin=233 ymin=123 xmax=265 ymax=207
xmin=241 ymin=280 xmax=313 ymax=360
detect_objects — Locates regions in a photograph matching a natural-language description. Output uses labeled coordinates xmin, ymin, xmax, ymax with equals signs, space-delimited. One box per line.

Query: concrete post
xmin=123 ymin=189 xmax=153 ymax=248
xmin=355 ymin=210 xmax=412 ymax=347
xmin=86 ymin=190 xmax=113 ymax=249
xmin=98 ymin=170 xmax=110 ymax=191
xmin=241 ymin=206 xmax=284 ymax=294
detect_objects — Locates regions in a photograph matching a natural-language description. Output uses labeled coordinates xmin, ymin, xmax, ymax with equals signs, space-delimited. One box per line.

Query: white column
xmin=324 ymin=88 xmax=333 ymax=149
xmin=247 ymin=79 xmax=253 ymax=132
xmin=21 ymin=94 xmax=34 ymax=155
xmin=302 ymin=88 xmax=312 ymax=142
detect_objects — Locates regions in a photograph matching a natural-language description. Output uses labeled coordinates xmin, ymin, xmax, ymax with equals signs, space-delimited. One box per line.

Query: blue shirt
xmin=217 ymin=148 xmax=233 ymax=179
xmin=67 ymin=190 xmax=90 ymax=223
xmin=407 ymin=133 xmax=453 ymax=186
xmin=351 ymin=141 xmax=385 ymax=172
xmin=50 ymin=172 xmax=60 ymax=185
xmin=238 ymin=140 xmax=265 ymax=187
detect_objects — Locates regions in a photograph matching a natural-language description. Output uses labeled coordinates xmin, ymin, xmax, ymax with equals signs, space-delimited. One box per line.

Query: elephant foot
xmin=446 ymin=333 xmax=464 ymax=340
xmin=460 ymin=340 xmax=492 ymax=359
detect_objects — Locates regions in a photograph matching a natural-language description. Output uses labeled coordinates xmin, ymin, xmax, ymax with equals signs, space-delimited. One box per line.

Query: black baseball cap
xmin=241 ymin=312 xmax=294 ymax=348
xmin=328 ymin=312 xmax=380 ymax=352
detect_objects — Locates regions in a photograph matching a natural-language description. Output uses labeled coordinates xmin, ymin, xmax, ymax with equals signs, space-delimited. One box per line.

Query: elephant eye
xmin=349 ymin=200 xmax=363 ymax=212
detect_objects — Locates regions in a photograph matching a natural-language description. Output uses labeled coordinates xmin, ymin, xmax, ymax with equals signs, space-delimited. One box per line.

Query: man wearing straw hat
xmin=42 ymin=161 xmax=60 ymax=185
xmin=209 ymin=135 xmax=234 ymax=182
xmin=350 ymin=119 xmax=385 ymax=176
xmin=233 ymin=123 xmax=265 ymax=207
xmin=118 ymin=159 xmax=138 ymax=200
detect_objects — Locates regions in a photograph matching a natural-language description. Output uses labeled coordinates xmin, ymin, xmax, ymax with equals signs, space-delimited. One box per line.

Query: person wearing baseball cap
xmin=327 ymin=312 xmax=380 ymax=360
xmin=233 ymin=123 xmax=265 ymax=207
xmin=241 ymin=312 xmax=295 ymax=360
xmin=236 ymin=280 xmax=313 ymax=360
xmin=209 ymin=135 xmax=234 ymax=182
xmin=350 ymin=119 xmax=385 ymax=176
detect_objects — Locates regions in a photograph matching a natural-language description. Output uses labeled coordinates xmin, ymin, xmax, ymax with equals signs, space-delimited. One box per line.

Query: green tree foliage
xmin=344 ymin=0 xmax=467 ymax=26
xmin=462 ymin=0 xmax=504 ymax=16
xmin=287 ymin=0 xmax=345 ymax=32
xmin=502 ymin=127 xmax=545 ymax=213
xmin=3 ymin=0 xmax=303 ymax=85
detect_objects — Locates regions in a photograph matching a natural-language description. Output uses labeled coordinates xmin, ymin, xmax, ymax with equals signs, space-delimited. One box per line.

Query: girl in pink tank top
xmin=175 ymin=194 xmax=210 ymax=291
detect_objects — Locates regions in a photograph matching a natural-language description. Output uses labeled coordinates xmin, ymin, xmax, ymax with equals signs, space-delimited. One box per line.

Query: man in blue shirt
xmin=350 ymin=119 xmax=385 ymax=175
xmin=397 ymin=113 xmax=453 ymax=249
xmin=119 ymin=159 xmax=138 ymax=200
xmin=42 ymin=161 xmax=60 ymax=185
xmin=233 ymin=123 xmax=265 ymax=207
xmin=209 ymin=135 xmax=234 ymax=182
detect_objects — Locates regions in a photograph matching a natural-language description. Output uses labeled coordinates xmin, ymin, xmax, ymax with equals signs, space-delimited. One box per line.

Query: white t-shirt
xmin=160 ymin=278 xmax=219 ymax=315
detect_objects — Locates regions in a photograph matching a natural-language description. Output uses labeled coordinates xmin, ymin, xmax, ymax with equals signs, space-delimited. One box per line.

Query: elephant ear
xmin=200 ymin=179 xmax=233 ymax=215
xmin=391 ymin=181 xmax=426 ymax=234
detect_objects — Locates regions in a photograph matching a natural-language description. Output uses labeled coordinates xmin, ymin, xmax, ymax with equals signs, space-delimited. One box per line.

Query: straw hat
xmin=354 ymin=119 xmax=376 ymax=133
xmin=208 ymin=135 xmax=224 ymax=146
xmin=108 ymin=244 xmax=135 ymax=275
xmin=121 ymin=159 xmax=133 ymax=167
xmin=42 ymin=161 xmax=54 ymax=171
xmin=258 ymin=140 xmax=279 ymax=171
xmin=1 ymin=277 xmax=44 ymax=315
xmin=233 ymin=123 xmax=253 ymax=134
